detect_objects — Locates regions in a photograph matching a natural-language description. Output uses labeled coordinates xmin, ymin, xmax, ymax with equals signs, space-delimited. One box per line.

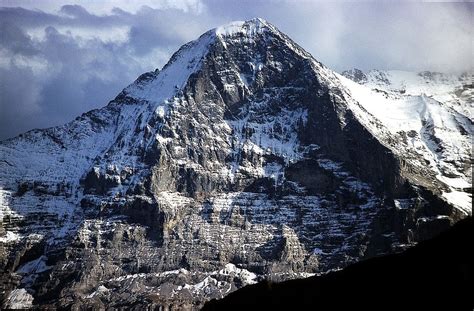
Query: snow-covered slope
xmin=340 ymin=69 xmax=472 ymax=213
xmin=0 ymin=19 xmax=470 ymax=309
xmin=343 ymin=69 xmax=472 ymax=117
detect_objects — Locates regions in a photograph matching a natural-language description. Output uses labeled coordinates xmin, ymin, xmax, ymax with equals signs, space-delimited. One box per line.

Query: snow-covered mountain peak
xmin=120 ymin=18 xmax=285 ymax=104
xmin=1 ymin=19 xmax=471 ymax=309
xmin=215 ymin=18 xmax=274 ymax=37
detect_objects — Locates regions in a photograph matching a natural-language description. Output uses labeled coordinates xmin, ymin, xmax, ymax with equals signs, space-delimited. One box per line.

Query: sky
xmin=0 ymin=0 xmax=472 ymax=140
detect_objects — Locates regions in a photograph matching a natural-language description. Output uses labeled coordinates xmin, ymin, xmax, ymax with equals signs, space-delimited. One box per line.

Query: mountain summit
xmin=1 ymin=19 xmax=471 ymax=309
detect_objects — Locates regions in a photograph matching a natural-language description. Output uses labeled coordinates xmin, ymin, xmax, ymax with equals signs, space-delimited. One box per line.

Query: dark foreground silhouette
xmin=203 ymin=217 xmax=472 ymax=311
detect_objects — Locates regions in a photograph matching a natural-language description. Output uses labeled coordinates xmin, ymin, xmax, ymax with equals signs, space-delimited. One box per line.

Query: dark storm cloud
xmin=0 ymin=22 xmax=39 ymax=55
xmin=0 ymin=1 xmax=472 ymax=140
xmin=0 ymin=5 xmax=128 ymax=28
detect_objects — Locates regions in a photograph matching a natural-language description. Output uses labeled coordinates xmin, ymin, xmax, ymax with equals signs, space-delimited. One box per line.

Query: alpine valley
xmin=1 ymin=19 xmax=472 ymax=310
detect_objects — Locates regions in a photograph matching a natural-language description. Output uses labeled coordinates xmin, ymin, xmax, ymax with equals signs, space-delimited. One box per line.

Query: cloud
xmin=0 ymin=1 xmax=472 ymax=140
xmin=0 ymin=0 xmax=207 ymax=15
xmin=0 ymin=22 xmax=38 ymax=55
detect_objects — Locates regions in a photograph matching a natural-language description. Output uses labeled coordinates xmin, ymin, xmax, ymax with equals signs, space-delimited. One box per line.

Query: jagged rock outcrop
xmin=0 ymin=18 xmax=471 ymax=309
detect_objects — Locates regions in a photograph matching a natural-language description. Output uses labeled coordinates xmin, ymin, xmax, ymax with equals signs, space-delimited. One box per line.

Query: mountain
xmin=0 ymin=18 xmax=471 ymax=309
xmin=203 ymin=217 xmax=473 ymax=310
xmin=341 ymin=68 xmax=472 ymax=214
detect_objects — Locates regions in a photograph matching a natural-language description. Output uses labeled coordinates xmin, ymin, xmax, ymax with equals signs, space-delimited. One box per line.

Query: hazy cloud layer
xmin=0 ymin=1 xmax=472 ymax=139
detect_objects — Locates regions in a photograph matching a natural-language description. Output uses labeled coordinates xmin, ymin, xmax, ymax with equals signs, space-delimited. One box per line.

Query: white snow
xmin=155 ymin=105 xmax=167 ymax=118
xmin=86 ymin=285 xmax=109 ymax=298
xmin=167 ymin=263 xmax=258 ymax=297
xmin=394 ymin=199 xmax=414 ymax=210
xmin=0 ymin=230 xmax=20 ymax=243
xmin=215 ymin=18 xmax=270 ymax=37
xmin=125 ymin=31 xmax=215 ymax=103
xmin=4 ymin=288 xmax=34 ymax=309
xmin=214 ymin=263 xmax=258 ymax=286
xmin=224 ymin=103 xmax=308 ymax=182
xmin=338 ymin=72 xmax=472 ymax=214
xmin=363 ymin=70 xmax=472 ymax=118
xmin=109 ymin=268 xmax=188 ymax=283
xmin=158 ymin=191 xmax=194 ymax=209
xmin=442 ymin=191 xmax=472 ymax=214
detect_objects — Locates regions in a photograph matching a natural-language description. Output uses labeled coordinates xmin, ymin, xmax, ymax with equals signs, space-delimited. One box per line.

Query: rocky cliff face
xmin=202 ymin=217 xmax=474 ymax=311
xmin=1 ymin=18 xmax=471 ymax=309
xmin=203 ymin=217 xmax=473 ymax=311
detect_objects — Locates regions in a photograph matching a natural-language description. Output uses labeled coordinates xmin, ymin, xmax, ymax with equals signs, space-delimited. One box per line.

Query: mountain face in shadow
xmin=204 ymin=217 xmax=473 ymax=310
